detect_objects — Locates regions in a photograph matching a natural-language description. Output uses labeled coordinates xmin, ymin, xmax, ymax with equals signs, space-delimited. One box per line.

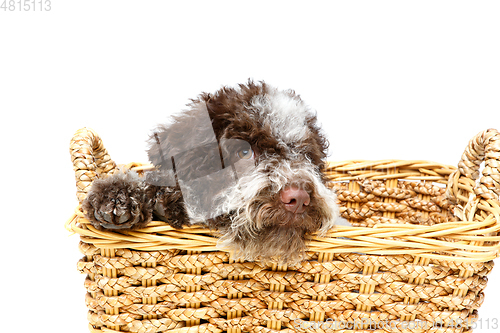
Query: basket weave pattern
xmin=67 ymin=128 xmax=500 ymax=333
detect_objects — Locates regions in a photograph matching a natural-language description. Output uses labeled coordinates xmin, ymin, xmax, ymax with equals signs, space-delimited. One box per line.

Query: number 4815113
xmin=1 ymin=0 xmax=52 ymax=11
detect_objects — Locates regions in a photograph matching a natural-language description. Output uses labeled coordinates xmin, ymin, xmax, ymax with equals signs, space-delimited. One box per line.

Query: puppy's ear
xmin=300 ymin=113 xmax=329 ymax=168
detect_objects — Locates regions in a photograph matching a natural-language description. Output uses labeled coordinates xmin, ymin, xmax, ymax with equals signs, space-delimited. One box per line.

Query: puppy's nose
xmin=280 ymin=186 xmax=310 ymax=214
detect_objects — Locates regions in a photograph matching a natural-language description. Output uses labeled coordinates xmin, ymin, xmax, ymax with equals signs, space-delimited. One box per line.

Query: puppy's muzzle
xmin=280 ymin=185 xmax=310 ymax=214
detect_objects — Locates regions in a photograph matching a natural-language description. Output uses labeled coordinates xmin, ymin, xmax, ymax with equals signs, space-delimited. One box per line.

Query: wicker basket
xmin=67 ymin=127 xmax=500 ymax=333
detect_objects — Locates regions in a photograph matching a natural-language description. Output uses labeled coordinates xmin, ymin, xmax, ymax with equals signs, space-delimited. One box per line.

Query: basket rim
xmin=66 ymin=159 xmax=500 ymax=263
xmin=69 ymin=127 xmax=500 ymax=263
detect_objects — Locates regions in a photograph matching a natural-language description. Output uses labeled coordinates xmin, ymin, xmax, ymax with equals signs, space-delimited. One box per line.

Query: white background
xmin=1 ymin=1 xmax=499 ymax=332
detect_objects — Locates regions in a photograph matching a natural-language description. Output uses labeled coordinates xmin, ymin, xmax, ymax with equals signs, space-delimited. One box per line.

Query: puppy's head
xmin=147 ymin=81 xmax=341 ymax=264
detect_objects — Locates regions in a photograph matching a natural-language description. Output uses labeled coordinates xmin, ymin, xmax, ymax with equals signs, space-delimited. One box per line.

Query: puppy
xmin=82 ymin=81 xmax=346 ymax=264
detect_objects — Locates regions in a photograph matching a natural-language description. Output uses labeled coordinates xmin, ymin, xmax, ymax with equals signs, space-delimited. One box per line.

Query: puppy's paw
xmin=82 ymin=171 xmax=153 ymax=230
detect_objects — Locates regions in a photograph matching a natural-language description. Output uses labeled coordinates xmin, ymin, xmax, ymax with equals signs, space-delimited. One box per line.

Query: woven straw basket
xmin=67 ymin=127 xmax=500 ymax=333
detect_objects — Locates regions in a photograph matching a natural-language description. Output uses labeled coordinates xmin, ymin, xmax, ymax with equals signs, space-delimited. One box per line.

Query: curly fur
xmin=214 ymin=156 xmax=339 ymax=263
xmin=82 ymin=80 xmax=345 ymax=264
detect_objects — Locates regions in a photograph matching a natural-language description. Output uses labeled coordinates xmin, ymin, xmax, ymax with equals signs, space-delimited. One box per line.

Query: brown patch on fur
xmin=200 ymin=81 xmax=328 ymax=165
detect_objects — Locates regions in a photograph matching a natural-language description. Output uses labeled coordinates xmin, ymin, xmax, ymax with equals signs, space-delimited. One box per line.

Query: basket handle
xmin=70 ymin=128 xmax=117 ymax=204
xmin=448 ymin=128 xmax=500 ymax=201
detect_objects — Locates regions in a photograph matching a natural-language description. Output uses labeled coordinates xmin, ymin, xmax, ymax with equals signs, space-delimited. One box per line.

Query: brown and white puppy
xmin=82 ymin=81 xmax=346 ymax=264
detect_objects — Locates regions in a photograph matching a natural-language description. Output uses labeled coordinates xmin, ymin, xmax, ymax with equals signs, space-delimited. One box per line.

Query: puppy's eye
xmin=237 ymin=147 xmax=253 ymax=159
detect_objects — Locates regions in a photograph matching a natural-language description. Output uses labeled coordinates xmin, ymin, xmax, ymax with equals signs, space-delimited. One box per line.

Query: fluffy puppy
xmin=82 ymin=81 xmax=345 ymax=264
